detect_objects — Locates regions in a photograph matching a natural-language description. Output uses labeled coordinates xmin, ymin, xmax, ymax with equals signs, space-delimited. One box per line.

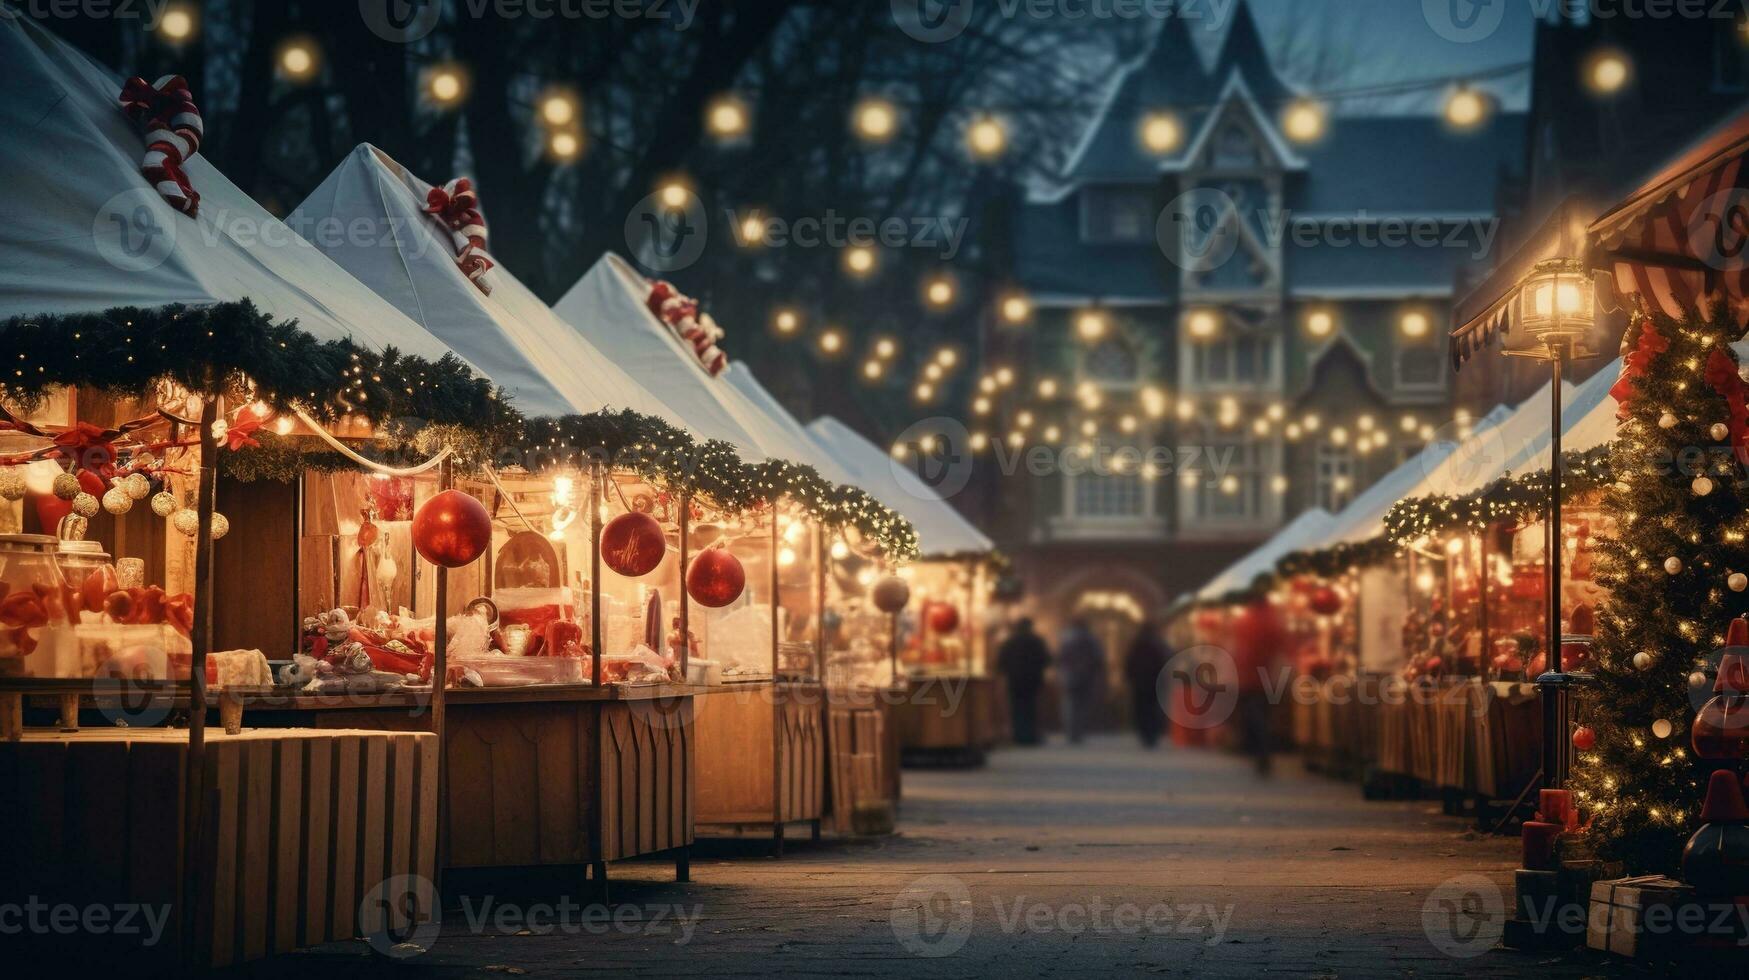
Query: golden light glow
xmin=1306 ymin=310 xmax=1335 ymax=338
xmin=548 ymin=130 xmax=583 ymax=162
xmin=1043 ymin=425 xmax=1061 ymax=443
xmin=1139 ymin=112 xmax=1182 ymax=154
xmin=158 ymin=3 xmax=197 ymax=42
xmin=875 ymin=337 xmax=897 ymax=359
xmin=994 ymin=367 xmax=1015 ymax=387
xmin=1401 ymin=414 xmax=1418 ymax=433
xmin=540 ymin=90 xmax=580 ymax=127
xmin=936 ymin=348 xmax=958 ymax=368
xmin=973 ymin=397 xmax=992 ymax=415
xmin=1141 ymin=386 xmax=1167 ymax=418
xmin=1120 ymin=415 xmax=1138 ymax=434
xmin=979 ymin=376 xmax=998 ymax=394
xmin=1017 ymin=411 xmax=1035 ymax=428
xmin=1267 ymin=402 xmax=1285 ymax=422
xmin=1588 ymin=50 xmax=1632 ymax=94
xmin=818 ymin=328 xmax=845 ymax=355
xmin=659 ymin=181 xmax=691 ymax=209
xmin=1038 ymin=378 xmax=1059 ymax=399
xmin=1076 ymin=310 xmax=1108 ymax=342
xmin=1220 ymin=475 xmax=1241 ymax=496
xmin=1271 ymin=475 xmax=1289 ymax=494
xmin=1001 ymin=294 xmax=1033 ymax=324
xmin=278 ymin=39 xmax=319 ymax=81
xmin=915 ymin=382 xmax=935 ymax=402
xmin=427 ymin=66 xmax=468 ymax=106
xmin=966 ymin=116 xmax=1007 ymax=160
xmin=1080 ymin=420 xmax=1098 ymax=438
xmin=1176 ymin=398 xmax=1196 ymax=421
xmin=1357 ymin=414 xmax=1374 ymax=432
xmin=854 ymin=98 xmax=899 ymax=141
xmin=1444 ymin=88 xmax=1488 ymax=130
xmin=926 ymin=278 xmax=955 ymax=307
xmin=1187 ymin=310 xmax=1219 ymax=340
xmin=1283 ymin=100 xmax=1327 ymax=142
xmin=1400 ymin=311 xmax=1431 ymax=339
xmin=739 ymin=214 xmax=765 ymax=245
xmin=844 ymin=246 xmax=877 ymax=276
xmin=1304 ymin=413 xmax=1322 ymax=433
xmin=863 ymin=360 xmax=884 ymax=380
xmin=774 ymin=310 xmax=801 ymax=335
xmin=970 ymin=432 xmax=990 ymax=452
xmin=707 ymin=95 xmax=750 ymax=138
xmin=924 ymin=363 xmax=944 ymax=381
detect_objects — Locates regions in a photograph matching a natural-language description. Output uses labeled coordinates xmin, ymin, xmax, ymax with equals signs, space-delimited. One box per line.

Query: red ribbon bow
xmin=1704 ymin=346 xmax=1749 ymax=460
xmin=1611 ymin=317 xmax=1670 ymax=421
xmin=223 ymin=412 xmax=264 ymax=452
xmin=119 ymin=75 xmax=204 ymax=217
xmin=50 ymin=422 xmax=119 ymax=480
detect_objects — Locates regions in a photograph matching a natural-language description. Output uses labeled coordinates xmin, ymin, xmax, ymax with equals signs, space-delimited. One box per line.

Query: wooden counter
xmin=691 ymin=680 xmax=824 ymax=852
xmin=823 ymin=683 xmax=903 ymax=836
xmin=893 ymin=674 xmax=1007 ymax=766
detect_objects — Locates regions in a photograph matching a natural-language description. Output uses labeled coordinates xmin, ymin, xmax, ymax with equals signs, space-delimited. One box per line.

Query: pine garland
xmin=1275 ymin=537 xmax=1399 ymax=581
xmin=1383 ymin=445 xmax=1615 ymax=544
xmin=1568 ymin=302 xmax=1745 ymax=874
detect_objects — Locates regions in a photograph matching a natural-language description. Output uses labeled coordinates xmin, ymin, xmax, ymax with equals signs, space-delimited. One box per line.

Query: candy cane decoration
xmin=119 ymin=75 xmax=203 ymax=217
xmin=647 ymin=280 xmax=728 ymax=376
xmin=424 ymin=178 xmax=496 ymax=295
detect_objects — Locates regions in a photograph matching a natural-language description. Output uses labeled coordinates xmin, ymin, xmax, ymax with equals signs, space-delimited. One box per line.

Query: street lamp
xmin=1505 ymin=257 xmax=1601 ymax=791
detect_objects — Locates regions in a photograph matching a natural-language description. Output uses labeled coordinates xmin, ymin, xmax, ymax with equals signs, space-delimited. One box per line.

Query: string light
xmin=278 ymin=37 xmax=320 ymax=82
xmin=863 ymin=360 xmax=884 ymax=381
xmin=1443 ymin=87 xmax=1488 ymax=130
xmin=548 ymin=130 xmax=583 ymax=162
xmin=1400 ymin=311 xmax=1431 ymax=339
xmin=426 ymin=65 xmax=468 ymax=107
xmin=1306 ymin=310 xmax=1335 ymax=338
xmin=854 ymin=98 xmax=899 ymax=141
xmin=1187 ymin=310 xmax=1219 ymax=340
xmin=1587 ymin=49 xmax=1632 ymax=95
xmin=1283 ymin=100 xmax=1327 ymax=142
xmin=1076 ymin=310 xmax=1108 ymax=342
xmin=936 ymin=348 xmax=958 ymax=369
xmin=966 ymin=115 xmax=1007 ymax=160
xmin=659 ymin=180 xmax=692 ymax=209
xmin=875 ymin=337 xmax=897 ymax=359
xmin=915 ymin=382 xmax=935 ymax=402
xmin=926 ymin=277 xmax=956 ymax=308
xmin=540 ymin=89 xmax=580 ymax=127
xmin=818 ymin=328 xmax=845 ymax=356
xmin=774 ymin=309 xmax=801 ymax=335
xmin=1038 ymin=378 xmax=1059 ymax=399
xmin=1139 ymin=111 xmax=1182 ymax=154
xmin=1001 ymin=294 xmax=1033 ymax=325
xmin=156 ymin=3 xmax=197 ymax=43
xmin=706 ymin=94 xmax=750 ymax=139
xmin=844 ymin=246 xmax=877 ymax=276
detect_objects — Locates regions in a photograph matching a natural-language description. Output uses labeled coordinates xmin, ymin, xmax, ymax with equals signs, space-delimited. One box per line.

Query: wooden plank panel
xmin=385 ymin=735 xmax=416 ymax=933
xmin=356 ymin=735 xmax=388 ymax=937
xmin=301 ymin=735 xmax=333 ymax=948
xmin=203 ymin=739 xmax=240 ymax=968
xmin=328 ymin=735 xmax=360 ymax=941
xmin=533 ymin=707 xmax=582 ymax=865
xmin=272 ymin=737 xmax=303 ymax=954
xmin=66 ymin=741 xmax=130 ymax=903
xmin=239 ymin=739 xmax=274 ymax=961
xmin=489 ymin=712 xmax=540 ymax=866
xmin=444 ymin=719 xmax=495 ymax=868
xmin=412 ymin=734 xmax=439 ymax=921
xmin=214 ymin=476 xmax=298 ymax=654
xmin=126 ymin=741 xmax=185 ymax=934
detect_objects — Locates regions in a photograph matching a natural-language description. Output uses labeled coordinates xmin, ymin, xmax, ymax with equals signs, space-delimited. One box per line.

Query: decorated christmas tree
xmin=1573 ymin=302 xmax=1749 ymax=872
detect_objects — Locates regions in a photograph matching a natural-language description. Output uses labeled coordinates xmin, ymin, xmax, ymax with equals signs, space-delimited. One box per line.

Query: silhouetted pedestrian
xmin=1057 ymin=619 xmax=1106 ymax=744
xmin=995 ymin=618 xmax=1052 ymax=746
xmin=1124 ymin=620 xmax=1170 ymax=749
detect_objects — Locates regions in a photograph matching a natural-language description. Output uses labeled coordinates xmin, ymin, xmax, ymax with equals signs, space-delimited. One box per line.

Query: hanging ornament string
xmin=0 ymin=405 xmax=167 ymax=477
xmin=423 ymin=178 xmax=495 ymax=294
xmin=291 ymin=407 xmax=453 ymax=477
xmin=118 ymin=75 xmax=204 ymax=217
xmin=480 ymin=464 xmax=540 ymax=534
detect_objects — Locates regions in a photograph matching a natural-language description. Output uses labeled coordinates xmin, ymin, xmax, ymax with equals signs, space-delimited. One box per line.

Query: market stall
xmin=804 ymin=417 xmax=1002 ymax=765
xmin=0 ymin=19 xmax=484 ymax=967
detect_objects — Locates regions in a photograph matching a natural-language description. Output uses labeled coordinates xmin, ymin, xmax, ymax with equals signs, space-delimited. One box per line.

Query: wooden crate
xmin=825 ymin=690 xmax=898 ymax=836
xmin=0 ymin=728 xmax=438 ymax=970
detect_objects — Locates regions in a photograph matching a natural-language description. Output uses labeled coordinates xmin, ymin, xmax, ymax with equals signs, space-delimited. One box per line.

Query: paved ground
xmin=236 ymin=736 xmax=1680 ymax=977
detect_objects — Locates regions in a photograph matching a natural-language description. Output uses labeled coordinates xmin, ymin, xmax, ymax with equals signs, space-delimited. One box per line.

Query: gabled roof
xmin=1061 ymin=9 xmax=1215 ymax=185
xmin=551 ymin=254 xmax=807 ymax=461
xmin=805 ymin=417 xmax=994 ymax=559
xmin=721 ymin=362 xmax=856 ymax=486
xmin=1 ymin=19 xmax=456 ymax=362
xmin=1208 ymin=0 xmax=1294 ymax=108
xmin=291 ymin=145 xmax=682 ymax=425
xmin=1168 ymin=74 xmax=1307 ymax=174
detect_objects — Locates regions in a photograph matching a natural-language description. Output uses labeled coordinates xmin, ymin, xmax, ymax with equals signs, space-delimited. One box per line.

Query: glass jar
xmin=0 ymin=533 xmax=73 ymax=670
xmin=55 ymin=540 xmax=116 ymax=623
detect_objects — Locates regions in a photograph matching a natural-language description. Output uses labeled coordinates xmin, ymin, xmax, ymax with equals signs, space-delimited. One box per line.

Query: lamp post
xmin=1506 ymin=258 xmax=1599 ymax=790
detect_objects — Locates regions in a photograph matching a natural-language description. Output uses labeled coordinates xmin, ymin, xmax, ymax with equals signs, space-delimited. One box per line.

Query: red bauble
xmin=1309 ymin=586 xmax=1344 ymax=616
xmin=1692 ymin=693 xmax=1749 ymax=760
xmin=927 ymin=603 xmax=961 ymax=634
xmin=601 ymin=512 xmax=666 ymax=577
xmin=687 ymin=547 xmax=745 ymax=608
xmin=1571 ymin=725 xmax=1596 ymax=752
xmin=412 ymin=490 xmax=492 ymax=569
xmin=871 ymin=576 xmax=911 ymax=614
xmin=30 ymin=492 xmax=72 ymax=531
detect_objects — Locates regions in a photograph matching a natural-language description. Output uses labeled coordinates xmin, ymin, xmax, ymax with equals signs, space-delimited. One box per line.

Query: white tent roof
xmin=1321 ymin=403 xmax=1514 ymax=547
xmin=1494 ymin=359 xmax=1622 ymax=476
xmin=1413 ymin=379 xmax=1577 ymax=502
xmin=551 ymin=254 xmax=802 ymax=460
xmin=0 ymin=20 xmax=453 ymax=362
xmin=805 ymin=416 xmax=994 ymax=559
xmin=722 ymin=363 xmax=856 ymax=486
xmin=290 ymin=145 xmax=685 ymax=424
xmin=1196 ymin=507 xmax=1335 ymax=601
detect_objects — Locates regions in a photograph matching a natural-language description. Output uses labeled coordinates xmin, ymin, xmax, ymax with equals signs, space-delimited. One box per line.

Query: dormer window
xmin=1080 ymin=186 xmax=1155 ymax=244
xmin=1213 ymin=124 xmax=1260 ymax=168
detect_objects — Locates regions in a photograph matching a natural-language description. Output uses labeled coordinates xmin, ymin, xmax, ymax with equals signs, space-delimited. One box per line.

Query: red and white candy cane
xmin=119 ymin=75 xmax=203 ymax=217
xmin=424 ymin=178 xmax=496 ymax=294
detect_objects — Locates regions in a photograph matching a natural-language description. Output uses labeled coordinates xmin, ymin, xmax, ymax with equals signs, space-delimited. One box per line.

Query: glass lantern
xmin=1507 ymin=258 xmax=1600 ymax=359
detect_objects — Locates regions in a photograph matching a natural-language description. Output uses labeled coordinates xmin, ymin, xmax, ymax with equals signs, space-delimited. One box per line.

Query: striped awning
xmin=1449 ymin=196 xmax=1599 ymax=369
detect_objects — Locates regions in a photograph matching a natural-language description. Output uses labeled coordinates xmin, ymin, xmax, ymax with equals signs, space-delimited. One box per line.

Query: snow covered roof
xmin=0 ymin=19 xmax=457 ymax=363
xmin=1412 ymin=379 xmax=1576 ymax=501
xmin=290 ymin=145 xmax=682 ymax=425
xmin=1319 ymin=403 xmax=1514 ymax=547
xmin=804 ymin=417 xmax=994 ymax=559
xmin=721 ymin=363 xmax=856 ymax=486
xmin=551 ymin=254 xmax=804 ymax=460
xmin=1197 ymin=507 xmax=1334 ymax=601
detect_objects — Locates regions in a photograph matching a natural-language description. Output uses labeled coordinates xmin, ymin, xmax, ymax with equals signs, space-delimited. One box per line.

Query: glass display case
xmin=685 ymin=494 xmax=776 ymax=682
xmin=898 ymin=559 xmax=985 ymax=677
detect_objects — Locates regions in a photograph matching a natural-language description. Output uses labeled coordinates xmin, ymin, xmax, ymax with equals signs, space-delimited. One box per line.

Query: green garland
xmin=0 ymin=301 xmax=513 ymax=434
xmin=1275 ymin=537 xmax=1399 ymax=581
xmin=1 ymin=303 xmax=923 ymax=562
xmin=1383 ymin=444 xmax=1614 ymax=544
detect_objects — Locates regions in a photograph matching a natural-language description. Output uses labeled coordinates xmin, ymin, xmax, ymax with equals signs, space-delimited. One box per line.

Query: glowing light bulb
xmin=1139 ymin=112 xmax=1182 ymax=154
xmin=549 ymin=130 xmax=583 ymax=161
xmin=1284 ymin=100 xmax=1327 ymax=142
xmin=1002 ymin=294 xmax=1032 ymax=324
xmin=427 ymin=66 xmax=467 ymax=106
xmin=707 ymin=95 xmax=749 ymax=138
xmin=1444 ymin=88 xmax=1488 ymax=130
xmin=966 ymin=116 xmax=1006 ymax=160
xmin=279 ymin=40 xmax=318 ymax=81
xmin=854 ymin=98 xmax=898 ymax=141
xmin=1077 ymin=311 xmax=1107 ymax=341
xmin=774 ymin=310 xmax=801 ymax=335
xmin=845 ymin=246 xmax=877 ymax=276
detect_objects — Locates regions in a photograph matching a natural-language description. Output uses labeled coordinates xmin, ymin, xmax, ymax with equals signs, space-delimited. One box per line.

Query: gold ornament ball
xmin=1694 ymin=476 xmax=1715 ymax=497
xmin=1713 ymin=422 xmax=1731 ymax=442
xmin=1732 ymin=572 xmax=1748 ymax=592
xmin=52 ymin=472 xmax=82 ymax=500
xmin=1633 ymin=651 xmax=1653 ymax=670
xmin=1664 ymin=556 xmax=1683 ymax=575
xmin=71 ymin=492 xmax=100 ymax=518
xmin=210 ymin=513 xmax=230 ymax=541
xmin=1691 ymin=671 xmax=1709 ymax=687
xmin=151 ymin=491 xmax=178 ymax=518
xmin=1651 ymin=718 xmax=1674 ymax=739
xmin=1659 ymin=412 xmax=1678 ymax=430
xmin=101 ymin=488 xmax=132 ymax=515
xmin=123 ymin=472 xmax=152 ymax=500
xmin=62 ymin=515 xmax=88 ymax=540
xmin=0 ymin=468 xmax=24 ymax=501
xmin=172 ymin=509 xmax=200 ymax=537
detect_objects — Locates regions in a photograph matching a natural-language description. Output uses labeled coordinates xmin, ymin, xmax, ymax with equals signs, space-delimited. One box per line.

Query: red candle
xmin=1521 ymin=821 xmax=1561 ymax=870
xmin=1538 ymin=789 xmax=1573 ymax=825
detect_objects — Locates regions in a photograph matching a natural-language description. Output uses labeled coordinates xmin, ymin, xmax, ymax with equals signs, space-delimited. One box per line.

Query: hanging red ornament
xmin=1570 ymin=725 xmax=1596 ymax=752
xmin=1309 ymin=585 xmax=1344 ymax=616
xmin=872 ymin=576 xmax=911 ymax=614
xmin=31 ymin=492 xmax=73 ymax=532
xmin=686 ymin=546 xmax=745 ymax=608
xmin=357 ymin=508 xmax=381 ymax=549
xmin=412 ymin=489 xmax=492 ymax=569
xmin=601 ymin=512 xmax=667 ymax=577
xmin=926 ymin=602 xmax=961 ymax=634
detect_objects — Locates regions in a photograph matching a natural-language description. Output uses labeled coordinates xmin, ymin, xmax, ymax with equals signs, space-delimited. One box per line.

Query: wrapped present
xmin=1586 ymin=875 xmax=1693 ymax=958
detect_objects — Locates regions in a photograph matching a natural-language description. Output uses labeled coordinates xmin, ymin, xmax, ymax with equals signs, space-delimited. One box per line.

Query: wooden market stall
xmin=0 ymin=19 xmax=483 ymax=967
xmin=803 ymin=416 xmax=1005 ymax=765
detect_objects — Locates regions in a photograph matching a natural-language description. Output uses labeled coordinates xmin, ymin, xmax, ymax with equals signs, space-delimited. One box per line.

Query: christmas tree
xmin=1573 ymin=302 xmax=1748 ymax=872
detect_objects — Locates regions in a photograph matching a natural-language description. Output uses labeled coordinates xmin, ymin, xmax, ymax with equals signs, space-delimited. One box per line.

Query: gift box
xmin=1586 ymin=875 xmax=1693 ymax=958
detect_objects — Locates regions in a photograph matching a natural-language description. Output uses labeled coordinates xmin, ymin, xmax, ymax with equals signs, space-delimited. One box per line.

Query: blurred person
xmin=1123 ymin=620 xmax=1170 ymax=748
xmin=1057 ymin=618 xmax=1106 ymax=744
xmin=995 ymin=618 xmax=1051 ymax=746
xmin=1230 ymin=596 xmax=1287 ymax=776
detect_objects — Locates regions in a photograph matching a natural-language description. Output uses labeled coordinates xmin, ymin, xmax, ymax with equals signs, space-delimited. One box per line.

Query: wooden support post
xmin=587 ymin=461 xmax=606 ymax=898
xmin=0 ymin=693 xmax=21 ymax=741
xmin=431 ymin=458 xmax=453 ymax=898
xmin=58 ymin=693 xmax=80 ymax=731
xmin=814 ymin=525 xmax=826 ymax=684
xmin=770 ymin=514 xmax=782 ymax=848
xmin=181 ymin=392 xmax=219 ymax=966
xmin=678 ymin=493 xmax=690 ymax=679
